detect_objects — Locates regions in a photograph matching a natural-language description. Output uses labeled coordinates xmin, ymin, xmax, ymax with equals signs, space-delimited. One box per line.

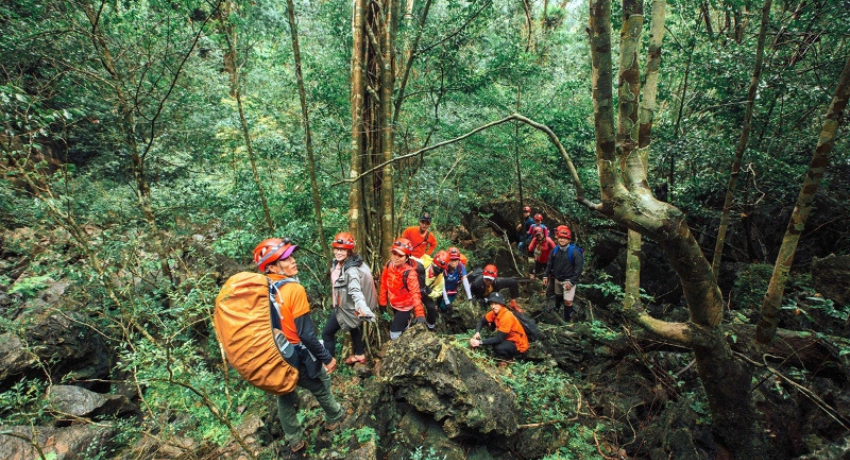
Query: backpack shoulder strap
xmin=268 ymin=277 xmax=296 ymax=330
xmin=551 ymin=245 xmax=560 ymax=257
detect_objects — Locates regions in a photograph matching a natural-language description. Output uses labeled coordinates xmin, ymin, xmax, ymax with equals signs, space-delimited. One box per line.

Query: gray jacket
xmin=331 ymin=254 xmax=377 ymax=331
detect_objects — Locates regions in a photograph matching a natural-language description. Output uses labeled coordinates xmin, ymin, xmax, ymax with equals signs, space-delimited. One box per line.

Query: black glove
xmin=413 ymin=316 xmax=426 ymax=324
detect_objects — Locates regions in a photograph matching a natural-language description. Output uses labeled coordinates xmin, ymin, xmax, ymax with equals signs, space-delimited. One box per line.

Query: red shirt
xmin=528 ymin=236 xmax=556 ymax=264
xmin=379 ymin=259 xmax=425 ymax=317
xmin=402 ymin=226 xmax=437 ymax=258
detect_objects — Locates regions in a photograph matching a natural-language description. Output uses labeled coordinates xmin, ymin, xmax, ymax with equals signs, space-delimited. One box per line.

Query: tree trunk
xmin=379 ymin=0 xmax=397 ymax=258
xmin=286 ymin=0 xmax=330 ymax=257
xmin=349 ymin=0 xmax=367 ymax=248
xmin=756 ymin=53 xmax=850 ymax=344
xmin=589 ymin=1 xmax=764 ymax=456
xmin=712 ymin=0 xmax=771 ymax=278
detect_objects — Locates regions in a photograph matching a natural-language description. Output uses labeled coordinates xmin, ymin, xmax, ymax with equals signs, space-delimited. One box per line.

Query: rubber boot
xmin=563 ymin=302 xmax=574 ymax=322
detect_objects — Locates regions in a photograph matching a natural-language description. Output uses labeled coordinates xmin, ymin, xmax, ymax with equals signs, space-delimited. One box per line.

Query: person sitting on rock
xmin=470 ymin=264 xmax=522 ymax=312
xmin=379 ymin=237 xmax=426 ymax=340
xmin=469 ymin=292 xmax=529 ymax=361
xmin=440 ymin=247 xmax=472 ymax=311
xmin=401 ymin=210 xmax=438 ymax=259
xmin=527 ymin=226 xmax=556 ymax=280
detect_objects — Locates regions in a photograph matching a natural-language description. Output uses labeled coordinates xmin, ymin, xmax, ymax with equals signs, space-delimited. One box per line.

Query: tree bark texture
xmin=349 ymin=0 xmax=367 ymax=248
xmin=712 ymin=0 xmax=772 ymax=278
xmin=589 ymin=1 xmax=763 ymax=456
xmin=379 ymin=0 xmax=397 ymax=259
xmin=286 ymin=0 xmax=329 ymax=257
xmin=756 ymin=53 xmax=850 ymax=344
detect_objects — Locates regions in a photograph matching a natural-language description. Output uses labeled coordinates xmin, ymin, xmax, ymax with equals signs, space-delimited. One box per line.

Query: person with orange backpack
xmin=379 ymin=237 xmax=426 ymax=340
xmin=401 ymin=210 xmax=438 ymax=258
xmin=543 ymin=225 xmax=584 ymax=322
xmin=469 ymin=292 xmax=529 ymax=361
xmin=322 ymin=232 xmax=377 ymax=366
xmin=252 ymin=238 xmax=345 ymax=453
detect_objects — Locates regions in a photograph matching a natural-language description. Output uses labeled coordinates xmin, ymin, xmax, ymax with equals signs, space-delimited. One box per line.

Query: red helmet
xmin=533 ymin=227 xmax=544 ymax=236
xmin=332 ymin=232 xmax=356 ymax=250
xmin=253 ymin=238 xmax=298 ymax=272
xmin=556 ymin=225 xmax=573 ymax=240
xmin=432 ymin=250 xmax=450 ymax=270
xmin=391 ymin=237 xmax=413 ymax=256
xmin=522 ymin=206 xmax=531 ymax=213
xmin=447 ymin=247 xmax=462 ymax=261
xmin=533 ymin=213 xmax=543 ymax=223
xmin=482 ymin=264 xmax=498 ymax=280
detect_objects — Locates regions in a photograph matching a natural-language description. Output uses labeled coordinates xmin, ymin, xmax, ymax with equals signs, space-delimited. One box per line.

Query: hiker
xmin=402 ymin=210 xmax=438 ymax=258
xmin=440 ymin=247 xmax=472 ymax=311
xmin=469 ymin=292 xmax=529 ymax=361
xmin=527 ymin=226 xmax=556 ymax=279
xmin=379 ymin=237 xmax=426 ymax=340
xmin=543 ymin=225 xmax=584 ymax=322
xmin=527 ymin=213 xmax=549 ymax=239
xmin=470 ymin=264 xmax=522 ymax=312
xmin=322 ymin=232 xmax=376 ymax=366
xmin=253 ymin=238 xmax=345 ymax=453
xmin=421 ymin=250 xmax=450 ymax=331
xmin=516 ymin=205 xmax=534 ymax=257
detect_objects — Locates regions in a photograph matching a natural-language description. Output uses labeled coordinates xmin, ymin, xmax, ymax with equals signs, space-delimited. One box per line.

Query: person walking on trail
xmin=516 ymin=206 xmax=534 ymax=257
xmin=470 ymin=264 xmax=522 ymax=313
xmin=527 ymin=227 xmax=556 ymax=280
xmin=402 ymin=210 xmax=438 ymax=258
xmin=527 ymin=213 xmax=549 ymax=240
xmin=322 ymin=232 xmax=377 ymax=366
xmin=440 ymin=247 xmax=472 ymax=311
xmin=253 ymin=238 xmax=345 ymax=453
xmin=420 ymin=250 xmax=450 ymax=331
xmin=469 ymin=292 xmax=529 ymax=362
xmin=379 ymin=237 xmax=426 ymax=340
xmin=543 ymin=225 xmax=584 ymax=322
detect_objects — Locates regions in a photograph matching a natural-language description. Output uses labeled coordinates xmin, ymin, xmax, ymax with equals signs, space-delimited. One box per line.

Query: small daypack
xmin=388 ymin=259 xmax=427 ymax=295
xmin=513 ymin=311 xmax=541 ymax=342
xmin=551 ymin=243 xmax=583 ymax=264
xmin=214 ymin=272 xmax=300 ymax=395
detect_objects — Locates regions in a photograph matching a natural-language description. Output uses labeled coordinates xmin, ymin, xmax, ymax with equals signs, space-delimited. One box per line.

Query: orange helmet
xmin=253 ymin=238 xmax=298 ymax=272
xmin=533 ymin=213 xmax=543 ymax=223
xmin=332 ymin=232 xmax=356 ymax=250
xmin=482 ymin=264 xmax=498 ymax=280
xmin=432 ymin=250 xmax=450 ymax=270
xmin=556 ymin=225 xmax=573 ymax=240
xmin=391 ymin=237 xmax=413 ymax=256
xmin=447 ymin=246 xmax=462 ymax=261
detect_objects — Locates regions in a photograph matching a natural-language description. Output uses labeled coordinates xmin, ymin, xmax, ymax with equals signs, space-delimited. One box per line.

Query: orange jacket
xmin=484 ymin=308 xmax=529 ymax=353
xmin=379 ymin=259 xmax=424 ymax=317
xmin=402 ymin=226 xmax=437 ymax=258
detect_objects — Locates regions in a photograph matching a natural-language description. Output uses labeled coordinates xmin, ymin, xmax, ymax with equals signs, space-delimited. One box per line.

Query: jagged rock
xmin=0 ymin=311 xmax=111 ymax=388
xmin=389 ymin=411 xmax=466 ymax=460
xmin=527 ymin=326 xmax=587 ymax=368
xmin=0 ymin=333 xmax=37 ymax=381
xmin=47 ymin=385 xmax=135 ymax=418
xmin=347 ymin=438 xmax=378 ymax=460
xmin=795 ymin=434 xmax=850 ymax=460
xmin=0 ymin=424 xmax=116 ymax=460
xmin=812 ymin=254 xmax=850 ymax=306
xmin=380 ymin=326 xmax=520 ymax=439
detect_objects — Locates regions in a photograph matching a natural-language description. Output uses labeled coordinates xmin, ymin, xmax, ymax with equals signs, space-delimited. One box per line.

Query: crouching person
xmin=469 ymin=292 xmax=529 ymax=361
xmin=253 ymin=238 xmax=345 ymax=453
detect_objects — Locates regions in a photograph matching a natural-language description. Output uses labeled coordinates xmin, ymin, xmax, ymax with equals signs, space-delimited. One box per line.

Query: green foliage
xmin=8 ymin=275 xmax=52 ymax=298
xmin=410 ymin=446 xmax=447 ymax=460
xmin=501 ymin=361 xmax=577 ymax=424
xmin=731 ymin=264 xmax=773 ymax=309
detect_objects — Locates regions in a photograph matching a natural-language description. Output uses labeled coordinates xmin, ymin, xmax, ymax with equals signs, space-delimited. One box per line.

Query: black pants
xmin=532 ymin=261 xmax=547 ymax=277
xmin=493 ymin=340 xmax=519 ymax=359
xmin=390 ymin=309 xmax=413 ymax=340
xmin=322 ymin=312 xmax=364 ymax=357
xmin=423 ymin=297 xmax=437 ymax=329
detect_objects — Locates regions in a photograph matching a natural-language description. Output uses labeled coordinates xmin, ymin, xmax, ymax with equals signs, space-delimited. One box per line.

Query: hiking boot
xmin=290 ymin=439 xmax=306 ymax=453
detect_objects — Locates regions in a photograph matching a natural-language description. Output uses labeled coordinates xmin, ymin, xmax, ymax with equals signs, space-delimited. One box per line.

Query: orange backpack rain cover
xmin=214 ymin=272 xmax=298 ymax=395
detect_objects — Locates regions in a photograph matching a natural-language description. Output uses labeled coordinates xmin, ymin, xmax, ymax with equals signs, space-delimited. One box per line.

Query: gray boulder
xmin=47 ymin=385 xmax=135 ymax=418
xmin=380 ymin=326 xmax=520 ymax=439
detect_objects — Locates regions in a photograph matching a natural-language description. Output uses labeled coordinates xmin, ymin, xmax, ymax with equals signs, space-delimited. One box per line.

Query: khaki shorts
xmin=554 ymin=279 xmax=577 ymax=302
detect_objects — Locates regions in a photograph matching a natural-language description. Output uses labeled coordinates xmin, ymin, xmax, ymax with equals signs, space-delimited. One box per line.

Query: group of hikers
xmin=231 ymin=207 xmax=583 ymax=453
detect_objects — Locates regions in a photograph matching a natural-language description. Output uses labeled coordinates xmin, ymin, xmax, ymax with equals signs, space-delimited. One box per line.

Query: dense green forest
xmin=1 ymin=0 xmax=850 ymax=458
